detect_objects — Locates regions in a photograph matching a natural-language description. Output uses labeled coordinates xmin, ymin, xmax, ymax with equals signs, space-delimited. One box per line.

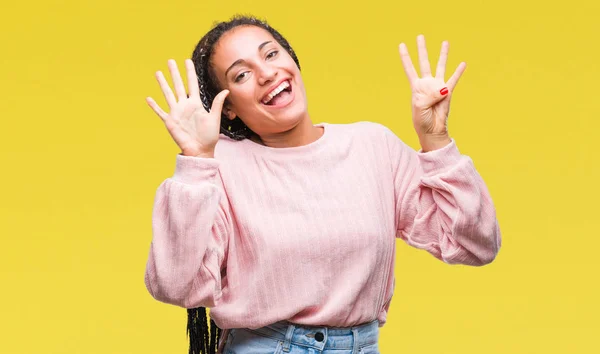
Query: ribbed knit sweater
xmin=144 ymin=121 xmax=501 ymax=333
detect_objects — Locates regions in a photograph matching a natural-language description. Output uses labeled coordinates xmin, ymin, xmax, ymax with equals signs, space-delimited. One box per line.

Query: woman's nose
xmin=257 ymin=65 xmax=277 ymax=85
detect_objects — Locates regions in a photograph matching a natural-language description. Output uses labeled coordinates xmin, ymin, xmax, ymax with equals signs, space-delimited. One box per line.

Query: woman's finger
xmin=417 ymin=35 xmax=432 ymax=77
xmin=155 ymin=71 xmax=177 ymax=109
xmin=168 ymin=59 xmax=188 ymax=100
xmin=146 ymin=96 xmax=168 ymax=121
xmin=435 ymin=41 xmax=449 ymax=80
xmin=447 ymin=62 xmax=467 ymax=91
xmin=185 ymin=59 xmax=200 ymax=98
xmin=210 ymin=90 xmax=230 ymax=118
xmin=398 ymin=43 xmax=418 ymax=86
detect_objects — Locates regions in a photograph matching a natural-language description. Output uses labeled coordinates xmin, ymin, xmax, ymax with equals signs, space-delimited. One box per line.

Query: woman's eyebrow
xmin=224 ymin=41 xmax=273 ymax=77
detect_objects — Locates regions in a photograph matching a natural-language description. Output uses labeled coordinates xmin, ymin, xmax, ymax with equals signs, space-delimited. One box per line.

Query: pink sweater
xmin=144 ymin=121 xmax=501 ymax=332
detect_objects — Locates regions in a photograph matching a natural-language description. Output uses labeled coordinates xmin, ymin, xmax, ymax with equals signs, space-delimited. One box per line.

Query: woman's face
xmin=211 ymin=25 xmax=309 ymax=136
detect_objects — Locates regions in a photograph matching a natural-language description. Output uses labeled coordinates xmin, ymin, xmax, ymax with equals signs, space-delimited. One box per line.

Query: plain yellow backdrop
xmin=1 ymin=0 xmax=598 ymax=353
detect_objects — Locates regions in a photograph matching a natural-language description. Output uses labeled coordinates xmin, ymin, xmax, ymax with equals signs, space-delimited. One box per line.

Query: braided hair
xmin=185 ymin=15 xmax=301 ymax=354
xmin=191 ymin=14 xmax=301 ymax=141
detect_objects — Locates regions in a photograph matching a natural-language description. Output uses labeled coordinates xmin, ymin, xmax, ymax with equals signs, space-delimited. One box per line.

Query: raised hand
xmin=399 ymin=35 xmax=466 ymax=151
xmin=146 ymin=59 xmax=229 ymax=158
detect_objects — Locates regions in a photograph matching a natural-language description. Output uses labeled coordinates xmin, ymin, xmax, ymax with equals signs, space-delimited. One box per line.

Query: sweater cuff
xmin=172 ymin=154 xmax=221 ymax=184
xmin=417 ymin=139 xmax=462 ymax=176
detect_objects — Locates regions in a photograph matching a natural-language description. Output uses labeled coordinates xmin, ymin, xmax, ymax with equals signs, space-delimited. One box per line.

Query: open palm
xmin=399 ymin=35 xmax=466 ymax=138
xmin=146 ymin=59 xmax=229 ymax=157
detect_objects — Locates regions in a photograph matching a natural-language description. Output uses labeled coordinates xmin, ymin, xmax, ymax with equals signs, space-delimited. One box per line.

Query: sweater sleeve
xmin=385 ymin=129 xmax=501 ymax=266
xmin=144 ymin=154 xmax=232 ymax=308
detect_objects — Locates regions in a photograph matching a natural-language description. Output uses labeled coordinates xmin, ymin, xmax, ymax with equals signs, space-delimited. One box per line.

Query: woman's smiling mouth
xmin=261 ymin=79 xmax=293 ymax=106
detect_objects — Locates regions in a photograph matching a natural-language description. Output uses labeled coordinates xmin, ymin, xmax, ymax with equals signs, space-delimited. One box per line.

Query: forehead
xmin=212 ymin=26 xmax=277 ymax=67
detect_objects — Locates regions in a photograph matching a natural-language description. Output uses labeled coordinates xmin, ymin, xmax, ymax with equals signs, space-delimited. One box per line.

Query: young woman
xmin=144 ymin=15 xmax=501 ymax=354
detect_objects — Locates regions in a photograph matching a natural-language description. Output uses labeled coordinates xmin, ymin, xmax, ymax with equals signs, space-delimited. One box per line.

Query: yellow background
xmin=1 ymin=0 xmax=598 ymax=353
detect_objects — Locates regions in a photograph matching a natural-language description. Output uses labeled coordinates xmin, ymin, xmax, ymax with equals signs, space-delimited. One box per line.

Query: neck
xmin=252 ymin=117 xmax=324 ymax=148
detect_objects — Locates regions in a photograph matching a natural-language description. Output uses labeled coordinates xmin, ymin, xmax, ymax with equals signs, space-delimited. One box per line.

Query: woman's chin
xmin=262 ymin=100 xmax=307 ymax=123
xmin=251 ymin=114 xmax=307 ymax=137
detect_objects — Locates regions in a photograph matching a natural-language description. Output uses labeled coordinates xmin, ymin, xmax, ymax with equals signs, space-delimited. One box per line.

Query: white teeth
xmin=262 ymin=81 xmax=290 ymax=104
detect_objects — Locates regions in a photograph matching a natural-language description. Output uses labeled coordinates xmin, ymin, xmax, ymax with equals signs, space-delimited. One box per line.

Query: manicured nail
xmin=440 ymin=87 xmax=449 ymax=95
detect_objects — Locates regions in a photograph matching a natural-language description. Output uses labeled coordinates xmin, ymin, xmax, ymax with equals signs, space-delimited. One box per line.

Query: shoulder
xmin=329 ymin=121 xmax=394 ymax=138
xmin=212 ymin=133 xmax=247 ymax=161
xmin=333 ymin=121 xmax=403 ymax=147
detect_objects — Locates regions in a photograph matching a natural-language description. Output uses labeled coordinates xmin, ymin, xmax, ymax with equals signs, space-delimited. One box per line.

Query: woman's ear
xmin=223 ymin=106 xmax=237 ymax=120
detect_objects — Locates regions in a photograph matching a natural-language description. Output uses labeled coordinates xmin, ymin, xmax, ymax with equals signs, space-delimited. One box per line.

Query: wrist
xmin=418 ymin=133 xmax=451 ymax=152
xmin=181 ymin=148 xmax=215 ymax=158
xmin=180 ymin=141 xmax=217 ymax=158
xmin=193 ymin=151 xmax=215 ymax=158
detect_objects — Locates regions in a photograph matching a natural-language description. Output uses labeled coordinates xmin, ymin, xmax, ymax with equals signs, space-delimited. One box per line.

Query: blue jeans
xmin=222 ymin=319 xmax=380 ymax=354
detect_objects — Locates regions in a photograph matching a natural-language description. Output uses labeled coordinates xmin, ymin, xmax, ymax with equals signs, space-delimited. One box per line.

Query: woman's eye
xmin=235 ymin=72 xmax=249 ymax=82
xmin=266 ymin=50 xmax=278 ymax=59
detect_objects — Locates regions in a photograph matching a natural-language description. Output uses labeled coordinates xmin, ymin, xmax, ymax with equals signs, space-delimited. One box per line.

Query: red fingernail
xmin=440 ymin=87 xmax=449 ymax=96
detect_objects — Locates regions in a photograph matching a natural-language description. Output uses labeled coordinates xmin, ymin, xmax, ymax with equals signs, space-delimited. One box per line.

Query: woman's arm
xmin=387 ymin=35 xmax=500 ymax=265
xmin=144 ymin=154 xmax=232 ymax=308
xmin=387 ymin=131 xmax=501 ymax=265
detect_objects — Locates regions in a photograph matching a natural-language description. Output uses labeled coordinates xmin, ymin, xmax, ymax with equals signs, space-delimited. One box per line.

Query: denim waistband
xmin=236 ymin=319 xmax=380 ymax=351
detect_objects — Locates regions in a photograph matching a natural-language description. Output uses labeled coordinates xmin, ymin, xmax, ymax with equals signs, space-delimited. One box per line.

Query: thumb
xmin=417 ymin=86 xmax=449 ymax=109
xmin=432 ymin=86 xmax=449 ymax=103
xmin=210 ymin=89 xmax=230 ymax=116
